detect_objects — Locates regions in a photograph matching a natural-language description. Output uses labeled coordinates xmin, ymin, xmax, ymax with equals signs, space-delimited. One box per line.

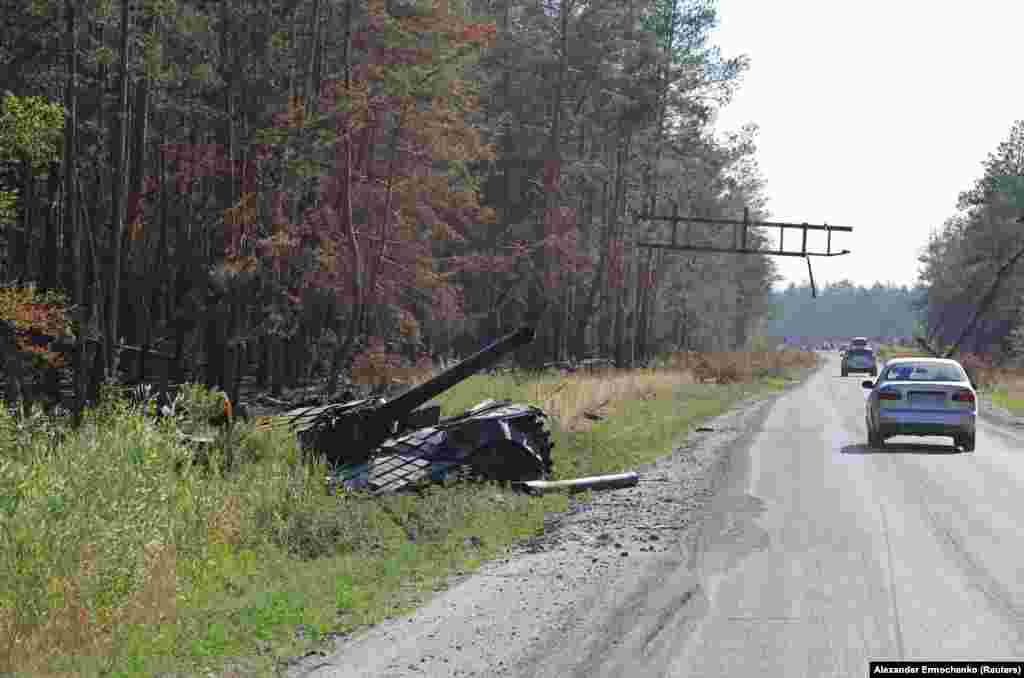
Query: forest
xmin=0 ymin=0 xmax=780 ymax=411
xmin=764 ymin=281 xmax=924 ymax=344
xmin=916 ymin=120 xmax=1024 ymax=363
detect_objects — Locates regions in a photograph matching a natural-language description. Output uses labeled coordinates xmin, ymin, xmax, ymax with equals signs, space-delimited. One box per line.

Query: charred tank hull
xmin=289 ymin=327 xmax=538 ymax=468
xmin=336 ymin=400 xmax=554 ymax=495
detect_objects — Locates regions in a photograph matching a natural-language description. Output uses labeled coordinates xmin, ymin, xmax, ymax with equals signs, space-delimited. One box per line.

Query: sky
xmin=709 ymin=0 xmax=1024 ymax=291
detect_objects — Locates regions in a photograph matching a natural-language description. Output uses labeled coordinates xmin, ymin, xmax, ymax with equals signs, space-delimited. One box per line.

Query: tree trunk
xmin=1 ymin=322 xmax=24 ymax=405
xmin=271 ymin=337 xmax=284 ymax=397
xmin=330 ymin=0 xmax=364 ymax=389
xmin=612 ymin=129 xmax=631 ymax=366
xmin=14 ymin=159 xmax=34 ymax=281
xmin=61 ymin=1 xmax=83 ymax=416
xmin=106 ymin=0 xmax=132 ymax=381
xmin=574 ymin=179 xmax=612 ymax=358
xmin=42 ymin=163 xmax=62 ymax=291
xmin=945 ymin=243 xmax=1024 ymax=358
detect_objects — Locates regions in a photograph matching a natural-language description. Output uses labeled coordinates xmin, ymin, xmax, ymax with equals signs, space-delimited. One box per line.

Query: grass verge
xmin=875 ymin=344 xmax=925 ymax=362
xmin=988 ymin=381 xmax=1024 ymax=416
xmin=0 ymin=351 xmax=816 ymax=677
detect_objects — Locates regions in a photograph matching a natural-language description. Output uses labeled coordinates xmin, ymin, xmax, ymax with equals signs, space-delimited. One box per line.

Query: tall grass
xmin=0 ymin=349 xmax=816 ymax=676
xmin=984 ymin=368 xmax=1024 ymax=415
xmin=0 ymin=396 xmax=321 ymax=675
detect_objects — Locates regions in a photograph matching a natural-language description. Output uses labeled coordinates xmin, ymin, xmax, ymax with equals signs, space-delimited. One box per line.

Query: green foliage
xmin=174 ymin=5 xmax=210 ymax=35
xmin=994 ymin=175 xmax=1024 ymax=210
xmin=190 ymin=63 xmax=213 ymax=85
xmin=28 ymin=0 xmax=50 ymax=18
xmin=170 ymin=383 xmax=227 ymax=424
xmin=0 ymin=190 xmax=17 ymax=225
xmin=990 ymin=385 xmax=1024 ymax=416
xmin=922 ymin=120 xmax=1024 ymax=356
xmin=144 ymin=0 xmax=178 ymax=19
xmin=269 ymin=30 xmax=290 ymax=52
xmin=94 ymin=45 xmax=116 ymax=68
xmin=141 ymin=31 xmax=167 ymax=81
xmin=641 ymin=0 xmax=720 ymax=65
xmin=240 ymin=591 xmax=306 ymax=641
xmin=0 ymin=93 xmax=65 ymax=168
xmin=95 ymin=0 xmax=114 ymax=19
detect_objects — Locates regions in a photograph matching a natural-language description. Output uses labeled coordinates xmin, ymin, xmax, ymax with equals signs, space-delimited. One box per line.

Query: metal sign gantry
xmin=634 ymin=206 xmax=854 ymax=297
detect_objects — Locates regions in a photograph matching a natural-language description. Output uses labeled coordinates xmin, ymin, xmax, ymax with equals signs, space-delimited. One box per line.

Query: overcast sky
xmin=709 ymin=0 xmax=1024 ymax=290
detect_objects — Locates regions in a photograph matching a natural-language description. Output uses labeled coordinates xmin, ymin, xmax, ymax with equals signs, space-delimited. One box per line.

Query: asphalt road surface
xmin=291 ymin=354 xmax=1024 ymax=678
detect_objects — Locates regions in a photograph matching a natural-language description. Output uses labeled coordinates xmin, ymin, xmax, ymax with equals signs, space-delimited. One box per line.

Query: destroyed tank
xmin=281 ymin=327 xmax=554 ymax=493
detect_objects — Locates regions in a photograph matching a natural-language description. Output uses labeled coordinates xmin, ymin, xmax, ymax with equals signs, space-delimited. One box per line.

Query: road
xmin=290 ymin=354 xmax=1024 ymax=678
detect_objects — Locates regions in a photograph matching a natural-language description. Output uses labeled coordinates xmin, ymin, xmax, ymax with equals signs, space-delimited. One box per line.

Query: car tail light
xmin=952 ymin=389 xmax=975 ymax=403
xmin=878 ymin=390 xmax=901 ymax=401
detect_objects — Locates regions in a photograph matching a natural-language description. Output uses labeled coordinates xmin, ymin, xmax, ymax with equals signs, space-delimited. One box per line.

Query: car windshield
xmin=883 ymin=362 xmax=966 ymax=382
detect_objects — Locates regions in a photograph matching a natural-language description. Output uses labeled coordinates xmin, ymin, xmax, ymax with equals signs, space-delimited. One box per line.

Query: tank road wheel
xmin=515 ymin=413 xmax=555 ymax=477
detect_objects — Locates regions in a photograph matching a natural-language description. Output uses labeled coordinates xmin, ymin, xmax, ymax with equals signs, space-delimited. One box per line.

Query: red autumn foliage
xmin=141 ymin=0 xmax=516 ymax=378
xmin=607 ymin=238 xmax=626 ymax=289
xmin=0 ymin=286 xmax=69 ymax=368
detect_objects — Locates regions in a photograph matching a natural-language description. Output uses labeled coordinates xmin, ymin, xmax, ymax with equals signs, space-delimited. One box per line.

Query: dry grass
xmin=527 ymin=367 xmax=696 ymax=432
xmin=430 ymin=349 xmax=815 ymax=434
xmin=667 ymin=349 xmax=817 ymax=384
xmin=984 ymin=367 xmax=1024 ymax=415
xmin=0 ymin=538 xmax=178 ymax=676
xmin=975 ymin=365 xmax=1024 ymax=390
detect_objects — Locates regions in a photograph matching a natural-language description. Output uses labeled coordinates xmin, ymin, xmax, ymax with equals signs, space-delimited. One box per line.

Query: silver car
xmin=862 ymin=357 xmax=977 ymax=451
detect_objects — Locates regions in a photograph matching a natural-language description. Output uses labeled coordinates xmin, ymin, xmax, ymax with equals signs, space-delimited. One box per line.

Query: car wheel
xmin=870 ymin=369 xmax=877 ymax=377
xmin=959 ymin=433 xmax=976 ymax=452
xmin=841 ymin=369 xmax=848 ymax=377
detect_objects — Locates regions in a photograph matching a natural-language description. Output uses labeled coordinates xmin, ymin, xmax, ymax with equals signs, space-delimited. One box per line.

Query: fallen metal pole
xmin=516 ymin=472 xmax=640 ymax=495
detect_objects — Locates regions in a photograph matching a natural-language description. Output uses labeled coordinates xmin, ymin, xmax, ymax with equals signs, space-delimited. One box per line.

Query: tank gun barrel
xmin=377 ymin=326 xmax=535 ymax=420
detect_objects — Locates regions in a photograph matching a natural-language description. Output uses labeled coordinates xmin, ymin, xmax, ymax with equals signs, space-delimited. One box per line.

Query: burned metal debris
xmin=270 ymin=327 xmax=556 ymax=495
xmin=337 ymin=399 xmax=553 ymax=495
xmin=515 ymin=472 xmax=640 ymax=496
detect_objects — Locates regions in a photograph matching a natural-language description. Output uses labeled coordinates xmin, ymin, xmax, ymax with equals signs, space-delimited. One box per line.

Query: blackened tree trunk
xmin=106 ymin=0 xmax=132 ymax=381
xmin=42 ymin=162 xmax=62 ymax=291
xmin=62 ymin=0 xmax=86 ymax=418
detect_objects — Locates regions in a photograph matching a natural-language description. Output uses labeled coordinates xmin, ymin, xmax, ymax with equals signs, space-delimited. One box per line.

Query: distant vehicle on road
xmin=841 ymin=347 xmax=877 ymax=377
xmin=861 ymin=357 xmax=976 ymax=451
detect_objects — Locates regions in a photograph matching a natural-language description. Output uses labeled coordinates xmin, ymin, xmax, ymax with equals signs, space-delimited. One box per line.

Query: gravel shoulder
xmin=285 ymin=375 xmax=807 ymax=678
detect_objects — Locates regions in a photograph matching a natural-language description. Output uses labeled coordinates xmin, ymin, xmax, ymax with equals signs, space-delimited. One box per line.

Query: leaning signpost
xmin=634 ymin=206 xmax=854 ymax=298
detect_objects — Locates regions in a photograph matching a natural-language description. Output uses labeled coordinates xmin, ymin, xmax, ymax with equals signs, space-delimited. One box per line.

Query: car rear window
xmin=847 ymin=349 xmax=874 ymax=358
xmin=883 ymin=363 xmax=966 ymax=382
